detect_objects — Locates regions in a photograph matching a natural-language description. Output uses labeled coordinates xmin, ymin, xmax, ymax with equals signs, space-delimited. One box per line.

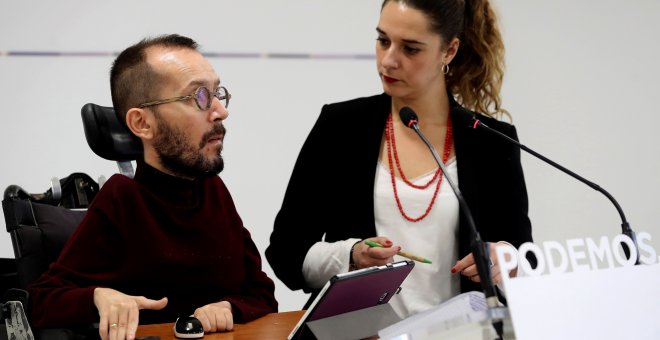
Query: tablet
xmin=288 ymin=260 xmax=415 ymax=340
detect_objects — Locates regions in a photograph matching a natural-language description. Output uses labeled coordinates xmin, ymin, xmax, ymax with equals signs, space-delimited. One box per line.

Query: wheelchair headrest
xmin=3 ymin=185 xmax=31 ymax=201
xmin=81 ymin=103 xmax=142 ymax=161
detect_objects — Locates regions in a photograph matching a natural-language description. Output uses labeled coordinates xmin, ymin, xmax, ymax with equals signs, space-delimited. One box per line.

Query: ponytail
xmin=448 ymin=0 xmax=507 ymax=117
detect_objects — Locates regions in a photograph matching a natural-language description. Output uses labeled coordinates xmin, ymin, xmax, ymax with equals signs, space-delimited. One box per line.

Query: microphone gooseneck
xmin=471 ymin=117 xmax=639 ymax=264
xmin=399 ymin=107 xmax=504 ymax=339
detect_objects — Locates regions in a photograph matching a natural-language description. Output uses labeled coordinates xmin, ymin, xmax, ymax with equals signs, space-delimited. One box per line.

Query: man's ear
xmin=125 ymin=108 xmax=154 ymax=140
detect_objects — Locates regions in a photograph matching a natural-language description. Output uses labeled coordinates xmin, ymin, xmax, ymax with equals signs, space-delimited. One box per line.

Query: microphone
xmin=470 ymin=117 xmax=640 ymax=264
xmin=399 ymin=107 xmax=504 ymax=338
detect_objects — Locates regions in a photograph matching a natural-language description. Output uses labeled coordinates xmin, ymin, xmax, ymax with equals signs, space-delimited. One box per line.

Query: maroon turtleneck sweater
xmin=28 ymin=161 xmax=278 ymax=328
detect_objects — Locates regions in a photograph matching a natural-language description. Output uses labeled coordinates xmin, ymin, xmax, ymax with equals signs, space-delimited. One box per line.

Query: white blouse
xmin=373 ymin=159 xmax=461 ymax=318
xmin=302 ymin=159 xmax=461 ymax=318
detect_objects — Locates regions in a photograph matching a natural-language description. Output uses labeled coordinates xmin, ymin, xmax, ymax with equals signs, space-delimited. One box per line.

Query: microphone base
xmin=487 ymin=304 xmax=509 ymax=340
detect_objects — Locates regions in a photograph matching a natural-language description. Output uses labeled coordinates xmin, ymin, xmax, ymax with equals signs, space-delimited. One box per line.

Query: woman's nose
xmin=381 ymin=48 xmax=400 ymax=69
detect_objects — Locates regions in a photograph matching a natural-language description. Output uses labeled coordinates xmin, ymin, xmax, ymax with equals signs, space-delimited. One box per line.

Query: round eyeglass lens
xmin=218 ymin=87 xmax=228 ymax=108
xmin=194 ymin=87 xmax=211 ymax=110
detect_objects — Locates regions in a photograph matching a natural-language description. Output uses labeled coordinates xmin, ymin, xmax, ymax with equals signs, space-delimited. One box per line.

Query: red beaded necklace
xmin=384 ymin=112 xmax=453 ymax=222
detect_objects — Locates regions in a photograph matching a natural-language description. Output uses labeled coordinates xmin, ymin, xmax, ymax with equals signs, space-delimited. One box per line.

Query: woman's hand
xmin=451 ymin=241 xmax=517 ymax=284
xmin=351 ymin=237 xmax=398 ymax=269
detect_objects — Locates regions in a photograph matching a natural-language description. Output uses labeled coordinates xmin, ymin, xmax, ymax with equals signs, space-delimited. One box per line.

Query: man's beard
xmin=152 ymin=114 xmax=226 ymax=179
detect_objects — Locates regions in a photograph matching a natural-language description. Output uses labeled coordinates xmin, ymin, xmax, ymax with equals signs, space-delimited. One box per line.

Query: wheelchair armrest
xmin=1 ymin=290 xmax=34 ymax=339
xmin=1 ymin=288 xmax=28 ymax=308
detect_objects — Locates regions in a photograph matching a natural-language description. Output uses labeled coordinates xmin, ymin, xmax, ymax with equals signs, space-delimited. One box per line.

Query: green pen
xmin=364 ymin=240 xmax=432 ymax=264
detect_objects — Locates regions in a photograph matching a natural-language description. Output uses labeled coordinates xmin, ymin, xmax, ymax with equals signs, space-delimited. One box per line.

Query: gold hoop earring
xmin=442 ymin=63 xmax=450 ymax=75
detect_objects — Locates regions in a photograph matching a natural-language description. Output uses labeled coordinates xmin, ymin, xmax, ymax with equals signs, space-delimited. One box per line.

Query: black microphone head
xmin=399 ymin=107 xmax=418 ymax=128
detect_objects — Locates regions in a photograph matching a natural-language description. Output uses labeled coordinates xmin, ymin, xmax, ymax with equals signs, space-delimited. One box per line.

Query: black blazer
xmin=266 ymin=93 xmax=532 ymax=304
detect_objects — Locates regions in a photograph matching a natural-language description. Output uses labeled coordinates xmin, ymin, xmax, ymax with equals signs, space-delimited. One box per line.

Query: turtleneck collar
xmin=133 ymin=159 xmax=203 ymax=205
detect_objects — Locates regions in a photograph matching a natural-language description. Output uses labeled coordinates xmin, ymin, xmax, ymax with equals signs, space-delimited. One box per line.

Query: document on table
xmin=378 ymin=290 xmax=488 ymax=339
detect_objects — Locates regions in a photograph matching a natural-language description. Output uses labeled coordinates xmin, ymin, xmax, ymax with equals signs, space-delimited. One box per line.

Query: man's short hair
xmin=110 ymin=34 xmax=199 ymax=126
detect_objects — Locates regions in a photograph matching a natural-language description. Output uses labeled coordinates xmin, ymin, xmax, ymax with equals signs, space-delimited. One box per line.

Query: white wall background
xmin=1 ymin=1 xmax=658 ymax=313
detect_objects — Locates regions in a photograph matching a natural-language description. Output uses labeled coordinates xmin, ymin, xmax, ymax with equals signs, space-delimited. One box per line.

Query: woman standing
xmin=267 ymin=0 xmax=532 ymax=318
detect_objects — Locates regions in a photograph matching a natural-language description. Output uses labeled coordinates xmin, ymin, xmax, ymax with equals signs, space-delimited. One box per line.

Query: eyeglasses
xmin=139 ymin=86 xmax=231 ymax=111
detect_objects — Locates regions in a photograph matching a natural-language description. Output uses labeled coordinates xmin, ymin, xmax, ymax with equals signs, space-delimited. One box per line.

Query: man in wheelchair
xmin=27 ymin=34 xmax=278 ymax=340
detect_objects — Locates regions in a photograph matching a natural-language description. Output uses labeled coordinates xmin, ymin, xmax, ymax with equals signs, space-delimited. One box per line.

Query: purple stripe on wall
xmin=1 ymin=51 xmax=375 ymax=60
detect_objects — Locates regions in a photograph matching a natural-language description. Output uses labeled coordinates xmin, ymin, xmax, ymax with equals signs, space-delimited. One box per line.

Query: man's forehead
xmin=146 ymin=46 xmax=202 ymax=70
xmin=156 ymin=49 xmax=185 ymax=64
xmin=147 ymin=46 xmax=220 ymax=89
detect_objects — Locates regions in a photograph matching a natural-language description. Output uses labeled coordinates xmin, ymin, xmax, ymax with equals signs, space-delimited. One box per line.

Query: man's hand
xmin=94 ymin=287 xmax=168 ymax=340
xmin=194 ymin=301 xmax=233 ymax=333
